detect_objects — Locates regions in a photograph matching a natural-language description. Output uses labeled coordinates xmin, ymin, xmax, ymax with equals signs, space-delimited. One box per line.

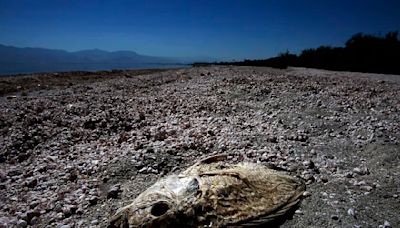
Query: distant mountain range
xmin=0 ymin=44 xmax=211 ymax=75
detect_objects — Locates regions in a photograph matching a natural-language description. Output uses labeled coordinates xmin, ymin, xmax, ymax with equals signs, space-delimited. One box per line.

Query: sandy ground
xmin=0 ymin=66 xmax=399 ymax=227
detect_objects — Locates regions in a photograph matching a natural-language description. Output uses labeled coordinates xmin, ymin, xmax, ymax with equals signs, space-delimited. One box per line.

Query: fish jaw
xmin=108 ymin=175 xmax=201 ymax=227
xmin=108 ymin=200 xmax=175 ymax=227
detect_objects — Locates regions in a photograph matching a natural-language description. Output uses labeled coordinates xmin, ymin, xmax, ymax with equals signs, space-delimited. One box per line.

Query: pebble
xmin=138 ymin=167 xmax=148 ymax=173
xmin=345 ymin=172 xmax=354 ymax=178
xmin=383 ymin=220 xmax=391 ymax=227
xmin=320 ymin=176 xmax=329 ymax=183
xmin=294 ymin=209 xmax=304 ymax=215
xmin=62 ymin=206 xmax=73 ymax=218
xmin=354 ymin=180 xmax=366 ymax=186
xmin=0 ymin=171 xmax=7 ymax=182
xmin=107 ymin=185 xmax=121 ymax=199
xmin=353 ymin=167 xmax=369 ymax=175
xmin=89 ymin=196 xmax=98 ymax=206
xmin=29 ymin=201 xmax=40 ymax=209
xmin=30 ymin=216 xmax=39 ymax=225
xmin=25 ymin=178 xmax=37 ymax=188
xmin=379 ymin=220 xmax=392 ymax=228
xmin=347 ymin=208 xmax=355 ymax=217
xmin=302 ymin=191 xmax=312 ymax=197
xmin=20 ymin=210 xmax=40 ymax=224
xmin=56 ymin=212 xmax=64 ymax=220
xmin=360 ymin=185 xmax=373 ymax=191
xmin=59 ymin=225 xmax=72 ymax=228
xmin=303 ymin=160 xmax=315 ymax=169
xmin=16 ymin=220 xmax=27 ymax=228
xmin=0 ymin=217 xmax=10 ymax=227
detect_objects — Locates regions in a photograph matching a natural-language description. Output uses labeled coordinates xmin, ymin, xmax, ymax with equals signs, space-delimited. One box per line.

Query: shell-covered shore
xmin=0 ymin=66 xmax=399 ymax=227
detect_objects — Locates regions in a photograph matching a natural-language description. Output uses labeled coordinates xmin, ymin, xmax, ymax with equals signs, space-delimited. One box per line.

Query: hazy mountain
xmin=0 ymin=44 xmax=185 ymax=75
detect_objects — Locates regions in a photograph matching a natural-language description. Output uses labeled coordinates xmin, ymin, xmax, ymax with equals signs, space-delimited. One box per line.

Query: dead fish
xmin=108 ymin=155 xmax=306 ymax=227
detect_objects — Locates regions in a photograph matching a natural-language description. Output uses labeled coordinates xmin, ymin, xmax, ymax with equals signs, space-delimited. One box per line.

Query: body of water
xmin=0 ymin=62 xmax=188 ymax=76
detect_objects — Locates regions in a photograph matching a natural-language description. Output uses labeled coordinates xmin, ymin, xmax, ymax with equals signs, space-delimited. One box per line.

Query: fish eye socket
xmin=187 ymin=178 xmax=200 ymax=192
xmin=150 ymin=202 xmax=170 ymax=217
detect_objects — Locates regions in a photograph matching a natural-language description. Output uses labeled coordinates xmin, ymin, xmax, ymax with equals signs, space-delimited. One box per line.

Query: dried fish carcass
xmin=109 ymin=155 xmax=305 ymax=227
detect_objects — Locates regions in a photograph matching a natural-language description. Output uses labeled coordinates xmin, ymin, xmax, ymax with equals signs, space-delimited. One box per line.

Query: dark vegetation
xmin=194 ymin=31 xmax=400 ymax=75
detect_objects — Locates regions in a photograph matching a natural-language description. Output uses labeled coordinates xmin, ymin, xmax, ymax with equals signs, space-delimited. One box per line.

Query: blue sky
xmin=0 ymin=0 xmax=399 ymax=60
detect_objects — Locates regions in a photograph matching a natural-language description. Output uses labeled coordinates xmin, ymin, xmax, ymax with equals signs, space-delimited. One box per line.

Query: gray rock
xmin=29 ymin=200 xmax=40 ymax=209
xmin=62 ymin=206 xmax=73 ymax=218
xmin=383 ymin=220 xmax=391 ymax=227
xmin=107 ymin=185 xmax=121 ymax=199
xmin=302 ymin=191 xmax=312 ymax=197
xmin=0 ymin=170 xmax=7 ymax=182
xmin=16 ymin=220 xmax=27 ymax=228
xmin=56 ymin=212 xmax=64 ymax=220
xmin=320 ymin=176 xmax=329 ymax=183
xmin=89 ymin=196 xmax=98 ymax=206
xmin=0 ymin=217 xmax=10 ymax=227
xmin=294 ymin=209 xmax=304 ymax=214
xmin=345 ymin=172 xmax=354 ymax=178
xmin=7 ymin=169 xmax=22 ymax=177
xmin=25 ymin=178 xmax=37 ymax=188
xmin=347 ymin=208 xmax=355 ymax=217
xmin=303 ymin=160 xmax=315 ymax=169
xmin=59 ymin=225 xmax=72 ymax=228
xmin=29 ymin=216 xmax=38 ymax=225
xmin=353 ymin=167 xmax=369 ymax=175
xmin=360 ymin=185 xmax=373 ymax=191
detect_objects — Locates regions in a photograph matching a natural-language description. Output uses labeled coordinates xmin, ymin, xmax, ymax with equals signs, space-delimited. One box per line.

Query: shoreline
xmin=0 ymin=67 xmax=184 ymax=96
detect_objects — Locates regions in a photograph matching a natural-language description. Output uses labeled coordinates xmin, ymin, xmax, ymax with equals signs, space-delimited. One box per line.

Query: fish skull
xmin=108 ymin=175 xmax=200 ymax=228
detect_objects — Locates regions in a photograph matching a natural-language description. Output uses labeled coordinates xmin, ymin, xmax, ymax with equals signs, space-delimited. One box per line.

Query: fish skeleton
xmin=108 ymin=155 xmax=306 ymax=227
